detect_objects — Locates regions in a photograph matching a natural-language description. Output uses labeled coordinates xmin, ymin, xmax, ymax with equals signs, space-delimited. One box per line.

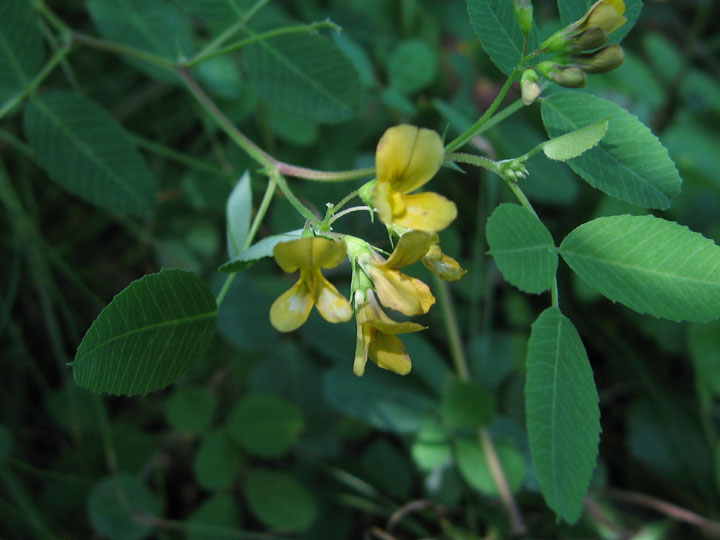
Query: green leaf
xmin=467 ymin=0 xmax=538 ymax=75
xmin=525 ymin=307 xmax=600 ymax=523
xmin=411 ymin=418 xmax=451 ymax=471
xmin=174 ymin=0 xmax=249 ymax=20
xmin=226 ymin=393 xmax=304 ymax=457
xmin=244 ymin=470 xmax=317 ymax=532
xmin=560 ymin=215 xmax=720 ymax=322
xmin=193 ymin=431 xmax=241 ymax=490
xmin=558 ymin=0 xmax=643 ymax=45
xmin=387 ymin=39 xmax=437 ymax=94
xmin=486 ymin=203 xmax=558 ymax=294
xmin=24 ymin=92 xmax=157 ymax=216
xmin=541 ymin=119 xmax=608 ymax=161
xmin=0 ymin=0 xmax=45 ymax=103
xmin=88 ymin=473 xmax=161 ymax=540
xmin=226 ymin=171 xmax=252 ymax=259
xmin=542 ymin=92 xmax=682 ymax=209
xmin=243 ymin=31 xmax=362 ymax=124
xmin=456 ymin=438 xmax=526 ymax=495
xmin=441 ymin=380 xmax=495 ymax=430
xmin=362 ymin=439 xmax=413 ymax=499
xmin=73 ymin=269 xmax=217 ymax=395
xmin=186 ymin=494 xmax=241 ymax=540
xmin=689 ymin=321 xmax=720 ymax=399
xmin=165 ymin=386 xmax=216 ymax=435
xmin=220 ymin=230 xmax=303 ymax=272
xmin=87 ymin=0 xmax=193 ymax=81
xmin=323 ymin=366 xmax=436 ymax=434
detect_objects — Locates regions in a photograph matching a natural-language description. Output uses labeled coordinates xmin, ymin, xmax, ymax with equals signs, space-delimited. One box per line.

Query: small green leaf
xmin=87 ymin=0 xmax=193 ymax=81
xmin=24 ymin=92 xmax=157 ymax=216
xmin=441 ymin=380 xmax=495 ymax=430
xmin=558 ymin=0 xmax=643 ymax=45
xmin=542 ymin=92 xmax=682 ymax=209
xmin=486 ymin=203 xmax=558 ymax=294
xmin=227 ymin=393 xmax=304 ymax=457
xmin=387 ymin=39 xmax=437 ymax=94
xmin=560 ymin=215 xmax=720 ymax=322
xmin=165 ymin=386 xmax=216 ymax=435
xmin=362 ymin=439 xmax=413 ymax=499
xmin=689 ymin=321 xmax=720 ymax=399
xmin=243 ymin=31 xmax=362 ymax=124
xmin=186 ymin=494 xmax=241 ymax=540
xmin=411 ymin=418 xmax=451 ymax=471
xmin=541 ymin=119 xmax=608 ymax=161
xmin=0 ymin=0 xmax=45 ymax=103
xmin=88 ymin=474 xmax=161 ymax=540
xmin=244 ymin=470 xmax=317 ymax=532
xmin=526 ymin=307 xmax=600 ymax=523
xmin=73 ymin=269 xmax=217 ymax=395
xmin=193 ymin=431 xmax=241 ymax=490
xmin=467 ymin=0 xmax=539 ymax=75
xmin=220 ymin=230 xmax=303 ymax=272
xmin=456 ymin=438 xmax=526 ymax=495
xmin=226 ymin=171 xmax=252 ymax=259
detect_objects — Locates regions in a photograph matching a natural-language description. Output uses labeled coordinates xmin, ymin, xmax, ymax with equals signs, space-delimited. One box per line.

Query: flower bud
xmin=540 ymin=0 xmax=625 ymax=53
xmin=513 ymin=0 xmax=533 ymax=37
xmin=579 ymin=0 xmax=627 ymax=35
xmin=567 ymin=27 xmax=609 ymax=52
xmin=572 ymin=44 xmax=624 ymax=73
xmin=520 ymin=69 xmax=541 ymax=106
xmin=538 ymin=61 xmax=587 ymax=88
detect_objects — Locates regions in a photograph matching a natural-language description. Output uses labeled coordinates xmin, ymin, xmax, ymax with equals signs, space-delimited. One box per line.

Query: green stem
xmin=274 ymin=172 xmax=318 ymax=222
xmin=72 ymin=32 xmax=176 ymax=70
xmin=446 ymin=152 xmax=499 ymax=174
xmin=276 ymin=162 xmax=375 ymax=182
xmin=192 ymin=0 xmax=272 ymax=61
xmin=130 ymin=134 xmax=229 ymax=177
xmin=445 ymin=70 xmax=520 ymax=153
xmin=34 ymin=2 xmax=72 ymax=37
xmin=434 ymin=278 xmax=471 ymax=381
xmin=215 ymin=174 xmax=278 ymax=307
xmin=184 ymin=20 xmax=340 ymax=68
xmin=0 ymin=45 xmax=70 ymax=121
xmin=328 ymin=205 xmax=370 ymax=226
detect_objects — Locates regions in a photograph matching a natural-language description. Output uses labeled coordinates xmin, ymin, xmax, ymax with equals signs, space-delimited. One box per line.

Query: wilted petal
xmin=384 ymin=231 xmax=438 ymax=268
xmin=393 ymin=192 xmax=457 ymax=232
xmin=369 ymin=332 xmax=412 ymax=375
xmin=353 ymin=321 xmax=372 ymax=377
xmin=269 ymin=277 xmax=313 ymax=332
xmin=314 ymin=272 xmax=353 ymax=323
xmin=365 ymin=263 xmax=435 ymax=316
xmin=423 ymin=244 xmax=467 ymax=281
xmin=356 ymin=290 xmax=425 ymax=334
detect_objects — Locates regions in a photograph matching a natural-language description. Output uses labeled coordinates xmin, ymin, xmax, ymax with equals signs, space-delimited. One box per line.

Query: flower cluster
xmin=268 ymin=125 xmax=464 ymax=376
xmin=527 ymin=0 xmax=626 ymax=95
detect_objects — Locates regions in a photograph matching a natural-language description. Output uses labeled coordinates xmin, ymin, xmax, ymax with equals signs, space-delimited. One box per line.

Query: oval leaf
xmin=467 ymin=0 xmax=539 ymax=75
xmin=0 ymin=0 xmax=45 ymax=102
xmin=24 ymin=92 xmax=157 ymax=216
xmin=486 ymin=203 xmax=558 ymax=294
xmin=226 ymin=171 xmax=252 ymax=259
xmin=73 ymin=269 xmax=217 ymax=395
xmin=226 ymin=393 xmax=304 ymax=458
xmin=220 ymin=230 xmax=303 ymax=272
xmin=526 ymin=307 xmax=600 ymax=524
xmin=560 ymin=215 xmax=720 ymax=322
xmin=542 ymin=119 xmax=608 ymax=161
xmin=542 ymin=92 xmax=682 ymax=209
xmin=244 ymin=470 xmax=317 ymax=532
xmin=243 ymin=31 xmax=361 ymax=124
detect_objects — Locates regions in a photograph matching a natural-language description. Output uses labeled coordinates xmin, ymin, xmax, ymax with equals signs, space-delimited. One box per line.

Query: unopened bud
xmin=568 ymin=27 xmax=609 ymax=52
xmin=538 ymin=61 xmax=587 ymax=88
xmin=573 ymin=44 xmax=624 ymax=73
xmin=582 ymin=0 xmax=627 ymax=35
xmin=513 ymin=0 xmax=534 ymax=36
xmin=520 ymin=69 xmax=541 ymax=106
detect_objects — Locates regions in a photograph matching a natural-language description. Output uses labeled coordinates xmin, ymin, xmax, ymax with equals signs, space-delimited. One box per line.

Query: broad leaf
xmin=244 ymin=470 xmax=317 ymax=532
xmin=88 ymin=474 xmax=160 ymax=540
xmin=558 ymin=0 xmax=643 ymax=45
xmin=542 ymin=92 xmax=682 ymax=209
xmin=87 ymin=0 xmax=193 ymax=81
xmin=526 ymin=307 xmax=600 ymax=523
xmin=0 ymin=0 xmax=45 ymax=104
xmin=542 ymin=119 xmax=608 ymax=161
xmin=456 ymin=438 xmax=526 ymax=495
xmin=220 ymin=230 xmax=303 ymax=272
xmin=24 ymin=92 xmax=157 ymax=216
xmin=243 ymin=31 xmax=362 ymax=124
xmin=441 ymin=380 xmax=495 ymax=430
xmin=486 ymin=203 xmax=558 ymax=294
xmin=560 ymin=215 xmax=720 ymax=322
xmin=226 ymin=171 xmax=252 ymax=258
xmin=388 ymin=40 xmax=437 ymax=94
xmin=193 ymin=431 xmax=240 ymax=490
xmin=467 ymin=0 xmax=539 ymax=75
xmin=73 ymin=269 xmax=217 ymax=395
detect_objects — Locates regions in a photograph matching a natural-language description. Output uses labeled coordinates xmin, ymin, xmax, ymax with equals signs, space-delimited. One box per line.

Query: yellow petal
xmin=384 ymin=231 xmax=438 ymax=268
xmin=356 ymin=290 xmax=426 ymax=334
xmin=582 ymin=0 xmax=626 ymax=34
xmin=365 ymin=264 xmax=435 ymax=316
xmin=353 ymin=321 xmax=372 ymax=376
xmin=269 ymin=277 xmax=313 ymax=332
xmin=423 ymin=244 xmax=467 ymax=281
xmin=314 ymin=272 xmax=353 ymax=323
xmin=369 ymin=332 xmax=412 ymax=375
xmin=393 ymin=192 xmax=457 ymax=232
xmin=374 ymin=179 xmax=405 ymax=226
xmin=375 ymin=125 xmax=444 ymax=194
xmin=274 ymin=237 xmax=347 ymax=273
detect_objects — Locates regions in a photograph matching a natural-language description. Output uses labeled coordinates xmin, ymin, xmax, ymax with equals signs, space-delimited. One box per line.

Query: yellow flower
xmin=574 ymin=0 xmax=626 ymax=35
xmin=270 ymin=237 xmax=353 ymax=332
xmin=357 ymin=232 xmax=436 ymax=316
xmin=353 ymin=290 xmax=425 ymax=376
xmin=423 ymin=244 xmax=467 ymax=281
xmin=374 ymin=125 xmax=457 ymax=232
xmin=542 ymin=0 xmax=626 ymax=53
